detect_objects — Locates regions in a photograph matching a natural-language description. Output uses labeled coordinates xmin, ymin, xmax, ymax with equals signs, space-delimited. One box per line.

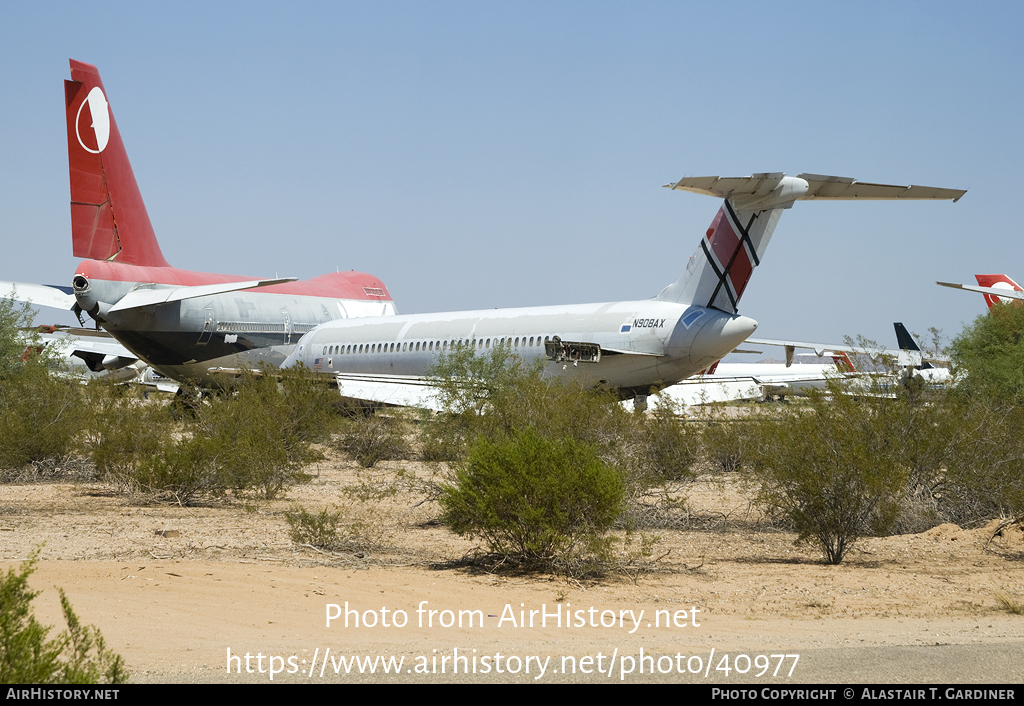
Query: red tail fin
xmin=830 ymin=351 xmax=856 ymax=373
xmin=65 ymin=60 xmax=169 ymax=267
xmin=974 ymin=274 xmax=1023 ymax=308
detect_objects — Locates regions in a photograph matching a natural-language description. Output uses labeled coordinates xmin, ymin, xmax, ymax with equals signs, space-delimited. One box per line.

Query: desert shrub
xmin=133 ymin=435 xmax=223 ymax=504
xmin=0 ymin=299 xmax=84 ymax=472
xmin=108 ymin=367 xmax=340 ymax=502
xmin=949 ymin=300 xmax=1024 ymax=403
xmin=0 ymin=550 xmax=126 ymax=684
xmin=81 ymin=381 xmax=174 ymax=489
xmin=440 ymin=429 xmax=624 ymax=570
xmin=422 ymin=346 xmax=700 ymax=543
xmin=938 ymin=398 xmax=1024 ymax=525
xmin=179 ymin=371 xmax=329 ymax=499
xmin=423 ymin=345 xmax=697 ymax=485
xmin=285 ymin=505 xmax=344 ymax=548
xmin=642 ymin=394 xmax=698 ymax=481
xmin=337 ymin=413 xmax=412 ymax=468
xmin=285 ymin=503 xmax=389 ymax=552
xmin=742 ymin=383 xmax=906 ymax=564
xmin=422 ymin=345 xmax=630 ymax=459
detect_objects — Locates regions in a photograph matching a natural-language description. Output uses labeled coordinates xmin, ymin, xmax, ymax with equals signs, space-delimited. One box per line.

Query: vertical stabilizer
xmin=656 ymin=198 xmax=783 ymax=312
xmin=894 ymin=322 xmax=932 ymax=369
xmin=974 ymin=274 xmax=1023 ymax=308
xmin=66 ymin=60 xmax=169 ymax=267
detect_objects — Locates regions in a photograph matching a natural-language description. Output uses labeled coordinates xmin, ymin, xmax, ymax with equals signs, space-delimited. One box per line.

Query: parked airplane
xmin=2 ymin=60 xmax=397 ymax=388
xmin=663 ymin=355 xmax=857 ymax=404
xmin=892 ymin=322 xmax=951 ymax=387
xmin=937 ymin=274 xmax=1024 ymax=306
xmin=743 ymin=322 xmax=951 ymax=395
xmin=280 ymin=174 xmax=964 ymax=409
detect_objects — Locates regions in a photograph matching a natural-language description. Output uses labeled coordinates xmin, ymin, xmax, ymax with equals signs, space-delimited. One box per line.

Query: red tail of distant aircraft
xmin=973 ymin=274 xmax=1024 ymax=308
xmin=937 ymin=274 xmax=1024 ymax=308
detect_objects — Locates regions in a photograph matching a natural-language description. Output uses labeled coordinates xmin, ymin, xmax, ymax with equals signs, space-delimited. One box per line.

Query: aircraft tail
xmin=65 ymin=60 xmax=169 ymax=267
xmin=974 ymin=274 xmax=1023 ymax=308
xmin=657 ymin=174 xmax=965 ymax=313
xmin=830 ymin=351 xmax=856 ymax=373
xmin=893 ymin=322 xmax=932 ymax=369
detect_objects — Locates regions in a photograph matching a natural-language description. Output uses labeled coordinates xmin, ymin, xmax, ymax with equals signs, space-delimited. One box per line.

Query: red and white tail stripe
xmin=974 ymin=274 xmax=1023 ymax=308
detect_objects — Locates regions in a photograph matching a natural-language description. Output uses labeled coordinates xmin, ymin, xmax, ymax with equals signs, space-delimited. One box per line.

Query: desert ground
xmin=2 ymin=448 xmax=1023 ymax=685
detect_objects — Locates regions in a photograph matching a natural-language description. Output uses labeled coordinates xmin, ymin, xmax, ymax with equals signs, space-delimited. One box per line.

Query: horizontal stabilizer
xmin=107 ymin=278 xmax=298 ymax=313
xmin=0 ymin=282 xmax=77 ymax=310
xmin=665 ymin=173 xmax=965 ymax=211
xmin=937 ymin=281 xmax=1024 ymax=302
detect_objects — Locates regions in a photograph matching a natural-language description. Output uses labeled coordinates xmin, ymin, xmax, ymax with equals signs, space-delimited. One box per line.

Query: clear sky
xmin=1 ymin=1 xmax=1020 ymax=351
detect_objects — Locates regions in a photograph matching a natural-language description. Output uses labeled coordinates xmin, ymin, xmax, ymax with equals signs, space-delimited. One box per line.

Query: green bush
xmin=423 ymin=345 xmax=697 ymax=484
xmin=742 ymin=384 xmax=906 ymax=564
xmin=105 ymin=367 xmax=341 ymax=503
xmin=81 ymin=382 xmax=173 ymax=490
xmin=285 ymin=505 xmax=344 ymax=549
xmin=0 ymin=550 xmax=126 ymax=684
xmin=337 ymin=413 xmax=411 ymax=468
xmin=949 ymin=301 xmax=1024 ymax=403
xmin=0 ymin=297 xmax=84 ymax=472
xmin=440 ymin=429 xmax=624 ymax=568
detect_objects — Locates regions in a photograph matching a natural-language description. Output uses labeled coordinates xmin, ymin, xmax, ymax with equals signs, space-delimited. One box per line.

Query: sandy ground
xmin=1 ymin=453 xmax=1023 ymax=684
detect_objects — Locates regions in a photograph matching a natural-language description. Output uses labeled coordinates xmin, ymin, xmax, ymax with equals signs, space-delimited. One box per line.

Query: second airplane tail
xmin=657 ymin=174 xmax=966 ymax=313
xmin=65 ymin=60 xmax=169 ymax=268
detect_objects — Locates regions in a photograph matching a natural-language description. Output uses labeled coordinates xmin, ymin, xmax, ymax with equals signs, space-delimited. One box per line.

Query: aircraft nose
xmin=689 ymin=313 xmax=758 ymax=368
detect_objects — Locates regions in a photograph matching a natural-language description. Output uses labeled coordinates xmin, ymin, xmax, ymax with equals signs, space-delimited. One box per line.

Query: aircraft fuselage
xmin=73 ymin=259 xmax=396 ymax=385
xmin=283 ymin=300 xmax=757 ymax=398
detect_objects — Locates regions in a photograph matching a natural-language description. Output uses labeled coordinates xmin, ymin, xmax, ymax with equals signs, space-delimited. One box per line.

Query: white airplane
xmin=660 ymin=355 xmax=856 ymax=405
xmin=937 ymin=274 xmax=1024 ymax=306
xmin=280 ymin=174 xmax=964 ymax=409
xmin=740 ymin=322 xmax=952 ymax=395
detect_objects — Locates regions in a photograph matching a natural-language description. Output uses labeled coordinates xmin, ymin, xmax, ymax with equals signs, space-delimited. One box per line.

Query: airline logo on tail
xmin=703 ymin=206 xmax=756 ymax=308
xmin=975 ymin=274 xmax=1023 ymax=308
xmin=75 ymin=87 xmax=110 ymax=153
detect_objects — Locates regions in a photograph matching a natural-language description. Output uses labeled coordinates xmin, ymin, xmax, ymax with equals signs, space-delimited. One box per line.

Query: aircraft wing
xmin=660 ymin=377 xmax=764 ymax=405
xmin=38 ymin=328 xmax=140 ymax=373
xmin=333 ymin=373 xmax=444 ymax=410
xmin=745 ymin=337 xmax=937 ymax=368
xmin=936 ymin=281 xmax=1024 ymax=301
xmin=0 ymin=282 xmax=77 ymax=310
xmin=208 ymin=367 xmax=446 ymax=410
xmin=107 ymin=278 xmax=298 ymax=313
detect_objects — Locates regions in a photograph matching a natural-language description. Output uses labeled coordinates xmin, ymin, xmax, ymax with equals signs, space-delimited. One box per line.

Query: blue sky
xmin=1 ymin=2 xmax=1020 ymax=351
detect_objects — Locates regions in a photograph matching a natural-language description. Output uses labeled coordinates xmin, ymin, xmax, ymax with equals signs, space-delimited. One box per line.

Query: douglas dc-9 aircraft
xmin=2 ymin=60 xmax=396 ymax=386
xmin=281 ymin=175 xmax=965 ymax=409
